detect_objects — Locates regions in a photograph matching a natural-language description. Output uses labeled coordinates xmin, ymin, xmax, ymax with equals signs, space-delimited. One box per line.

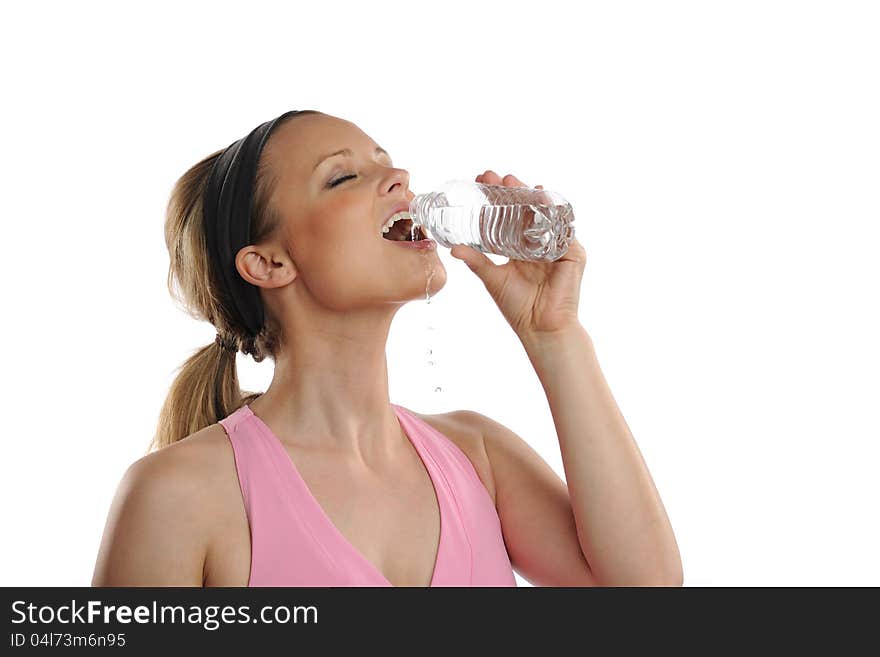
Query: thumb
xmin=450 ymin=244 xmax=486 ymax=270
xmin=450 ymin=244 xmax=505 ymax=289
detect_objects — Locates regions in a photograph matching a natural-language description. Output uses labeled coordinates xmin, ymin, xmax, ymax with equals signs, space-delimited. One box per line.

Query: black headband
xmin=202 ymin=110 xmax=305 ymax=337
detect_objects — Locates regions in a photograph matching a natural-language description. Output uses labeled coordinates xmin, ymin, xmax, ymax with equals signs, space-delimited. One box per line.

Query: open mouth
xmin=382 ymin=217 xmax=427 ymax=242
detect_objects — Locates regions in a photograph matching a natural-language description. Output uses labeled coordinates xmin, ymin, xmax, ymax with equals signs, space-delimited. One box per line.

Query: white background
xmin=1 ymin=0 xmax=877 ymax=587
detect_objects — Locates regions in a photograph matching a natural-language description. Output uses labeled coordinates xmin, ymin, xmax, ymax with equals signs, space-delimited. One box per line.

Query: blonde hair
xmin=149 ymin=111 xmax=320 ymax=452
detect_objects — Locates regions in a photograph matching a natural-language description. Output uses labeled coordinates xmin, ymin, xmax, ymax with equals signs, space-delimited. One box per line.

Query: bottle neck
xmin=409 ymin=191 xmax=437 ymax=224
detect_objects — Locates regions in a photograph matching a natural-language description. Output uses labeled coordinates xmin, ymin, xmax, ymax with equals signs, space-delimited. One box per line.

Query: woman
xmin=91 ymin=110 xmax=682 ymax=587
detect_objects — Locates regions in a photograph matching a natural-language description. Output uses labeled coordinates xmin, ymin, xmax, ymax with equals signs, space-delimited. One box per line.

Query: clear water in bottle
xmin=409 ymin=180 xmax=576 ymax=262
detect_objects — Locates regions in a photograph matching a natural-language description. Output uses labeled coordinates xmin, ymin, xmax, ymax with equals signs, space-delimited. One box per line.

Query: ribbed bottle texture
xmin=409 ymin=180 xmax=575 ymax=262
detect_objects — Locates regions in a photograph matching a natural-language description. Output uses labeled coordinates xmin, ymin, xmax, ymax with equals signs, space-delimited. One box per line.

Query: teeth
xmin=381 ymin=211 xmax=413 ymax=234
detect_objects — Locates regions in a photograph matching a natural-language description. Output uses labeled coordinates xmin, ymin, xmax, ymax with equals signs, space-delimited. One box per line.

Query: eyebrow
xmin=312 ymin=146 xmax=390 ymax=172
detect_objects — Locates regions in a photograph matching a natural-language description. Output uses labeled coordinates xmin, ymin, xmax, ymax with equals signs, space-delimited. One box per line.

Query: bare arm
xmin=92 ymin=451 xmax=208 ymax=587
xmin=519 ymin=325 xmax=683 ymax=586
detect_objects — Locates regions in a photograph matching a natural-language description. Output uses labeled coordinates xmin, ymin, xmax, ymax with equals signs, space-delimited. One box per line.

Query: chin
xmin=407 ymin=260 xmax=447 ymax=300
xmin=427 ymin=261 xmax=448 ymax=292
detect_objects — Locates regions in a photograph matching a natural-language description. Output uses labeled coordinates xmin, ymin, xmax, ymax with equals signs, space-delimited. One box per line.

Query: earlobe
xmin=271 ymin=261 xmax=298 ymax=288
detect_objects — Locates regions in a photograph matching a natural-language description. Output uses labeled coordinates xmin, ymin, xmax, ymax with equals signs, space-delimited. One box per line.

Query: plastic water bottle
xmin=408 ymin=180 xmax=576 ymax=262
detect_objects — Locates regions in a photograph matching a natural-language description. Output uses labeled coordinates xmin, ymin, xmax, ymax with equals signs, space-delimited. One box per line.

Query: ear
xmin=234 ymin=244 xmax=297 ymax=289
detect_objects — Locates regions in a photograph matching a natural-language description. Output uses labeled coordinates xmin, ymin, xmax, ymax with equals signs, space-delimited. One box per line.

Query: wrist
xmin=518 ymin=322 xmax=588 ymax=354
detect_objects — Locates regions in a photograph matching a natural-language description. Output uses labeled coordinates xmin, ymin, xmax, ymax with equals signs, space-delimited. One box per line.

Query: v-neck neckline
xmin=243 ymin=404 xmax=444 ymax=588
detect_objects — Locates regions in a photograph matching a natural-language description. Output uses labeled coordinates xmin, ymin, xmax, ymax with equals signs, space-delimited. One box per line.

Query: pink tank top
xmin=218 ymin=403 xmax=517 ymax=587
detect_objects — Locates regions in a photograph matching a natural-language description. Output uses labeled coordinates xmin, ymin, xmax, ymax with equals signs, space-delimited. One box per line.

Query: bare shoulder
xmin=92 ymin=423 xmax=233 ymax=586
xmin=409 ymin=409 xmax=497 ymax=506
xmin=132 ymin=423 xmax=234 ymax=496
xmin=143 ymin=423 xmax=244 ymax=535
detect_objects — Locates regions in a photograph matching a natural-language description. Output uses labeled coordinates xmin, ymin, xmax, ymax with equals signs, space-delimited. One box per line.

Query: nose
xmin=383 ymin=167 xmax=410 ymax=197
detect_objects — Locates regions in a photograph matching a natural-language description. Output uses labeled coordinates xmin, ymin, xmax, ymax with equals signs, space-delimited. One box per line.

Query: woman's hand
xmin=450 ymin=170 xmax=587 ymax=342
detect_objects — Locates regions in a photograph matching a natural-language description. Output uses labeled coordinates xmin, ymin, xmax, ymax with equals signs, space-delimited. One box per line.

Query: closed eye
xmin=328 ymin=174 xmax=356 ymax=188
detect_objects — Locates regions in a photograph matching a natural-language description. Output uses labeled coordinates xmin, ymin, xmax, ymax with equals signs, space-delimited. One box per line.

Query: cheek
xmin=289 ymin=203 xmax=361 ymax=253
xmin=283 ymin=215 xmax=390 ymax=307
xmin=307 ymin=197 xmax=371 ymax=241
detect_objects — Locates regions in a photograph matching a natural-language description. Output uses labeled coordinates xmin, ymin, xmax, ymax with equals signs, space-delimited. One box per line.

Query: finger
xmin=480 ymin=170 xmax=504 ymax=185
xmin=505 ymin=175 xmax=551 ymax=205
xmin=502 ymin=174 xmax=530 ymax=188
xmin=503 ymin=174 xmax=551 ymax=203
xmin=534 ymin=183 xmax=552 ymax=205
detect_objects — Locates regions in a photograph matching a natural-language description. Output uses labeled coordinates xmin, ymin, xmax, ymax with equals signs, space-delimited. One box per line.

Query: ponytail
xmin=148 ymin=340 xmax=260 ymax=453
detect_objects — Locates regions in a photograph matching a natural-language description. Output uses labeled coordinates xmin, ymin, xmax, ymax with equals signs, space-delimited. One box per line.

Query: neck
xmin=247 ymin=304 xmax=407 ymax=466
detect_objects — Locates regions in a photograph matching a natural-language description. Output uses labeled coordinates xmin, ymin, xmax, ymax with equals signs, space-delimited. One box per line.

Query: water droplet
xmin=423 ymin=266 xmax=446 ymax=397
xmin=424 ymin=261 xmax=436 ymax=304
